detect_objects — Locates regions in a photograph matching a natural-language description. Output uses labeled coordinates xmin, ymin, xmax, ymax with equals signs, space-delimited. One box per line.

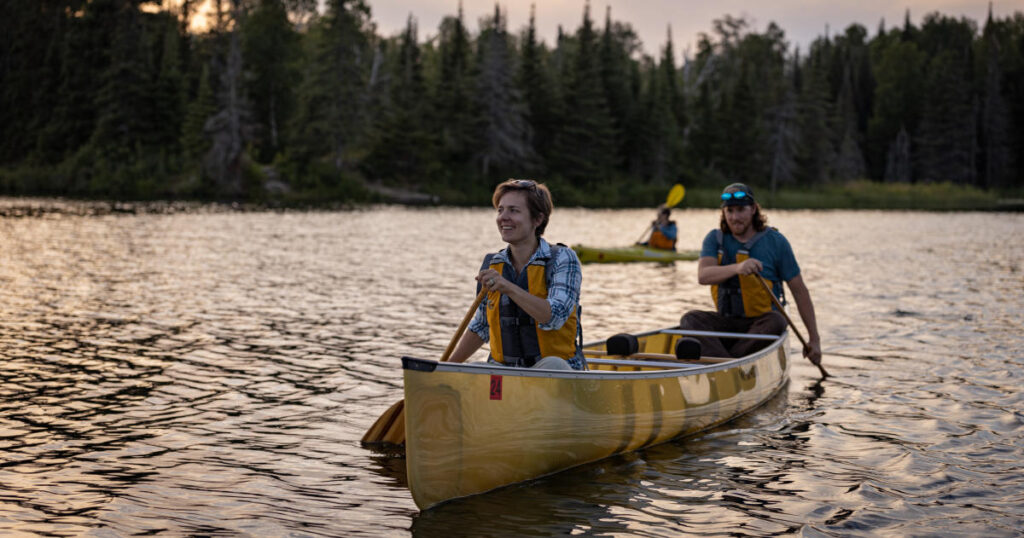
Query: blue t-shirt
xmin=700 ymin=228 xmax=800 ymax=298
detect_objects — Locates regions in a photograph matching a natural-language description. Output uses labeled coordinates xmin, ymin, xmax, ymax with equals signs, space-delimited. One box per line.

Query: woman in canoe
xmin=448 ymin=179 xmax=586 ymax=371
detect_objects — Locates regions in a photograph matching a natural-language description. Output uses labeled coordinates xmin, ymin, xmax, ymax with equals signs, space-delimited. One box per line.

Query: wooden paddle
xmin=361 ymin=288 xmax=488 ymax=446
xmin=636 ymin=184 xmax=686 ymax=243
xmin=755 ymin=274 xmax=830 ymax=378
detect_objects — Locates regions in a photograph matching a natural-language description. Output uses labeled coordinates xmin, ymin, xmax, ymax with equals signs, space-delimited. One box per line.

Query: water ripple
xmin=0 ymin=204 xmax=1022 ymax=534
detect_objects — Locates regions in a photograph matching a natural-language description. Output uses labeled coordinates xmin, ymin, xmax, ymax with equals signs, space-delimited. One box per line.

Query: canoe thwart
xmin=661 ymin=329 xmax=781 ymax=341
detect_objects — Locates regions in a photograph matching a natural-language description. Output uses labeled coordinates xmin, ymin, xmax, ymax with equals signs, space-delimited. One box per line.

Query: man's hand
xmin=803 ymin=338 xmax=822 ymax=365
xmin=736 ymin=258 xmax=763 ymax=275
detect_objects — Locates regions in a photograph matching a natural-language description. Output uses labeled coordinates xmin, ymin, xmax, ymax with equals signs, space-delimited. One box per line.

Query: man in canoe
xmin=448 ymin=179 xmax=586 ymax=371
xmin=638 ymin=205 xmax=678 ymax=251
xmin=680 ymin=183 xmax=822 ymax=366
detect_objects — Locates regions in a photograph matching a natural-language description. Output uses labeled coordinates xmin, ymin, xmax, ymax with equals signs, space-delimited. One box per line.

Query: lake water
xmin=0 ymin=200 xmax=1022 ymax=536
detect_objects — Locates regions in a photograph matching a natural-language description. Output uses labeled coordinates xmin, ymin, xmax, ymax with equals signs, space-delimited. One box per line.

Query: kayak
xmin=402 ymin=327 xmax=791 ymax=510
xmin=572 ymin=244 xmax=700 ymax=263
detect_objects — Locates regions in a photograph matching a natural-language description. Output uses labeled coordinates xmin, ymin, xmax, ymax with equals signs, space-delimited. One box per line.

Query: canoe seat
xmin=606 ymin=333 xmax=639 ymax=356
xmin=674 ymin=337 xmax=701 ymax=360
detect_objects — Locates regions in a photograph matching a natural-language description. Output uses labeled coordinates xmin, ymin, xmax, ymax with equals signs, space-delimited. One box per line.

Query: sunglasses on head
xmin=720 ymin=191 xmax=751 ymax=201
xmin=511 ymin=179 xmax=537 ymax=190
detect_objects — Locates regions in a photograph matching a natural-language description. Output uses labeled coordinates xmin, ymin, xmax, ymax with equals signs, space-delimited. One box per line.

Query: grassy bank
xmin=583 ymin=180 xmax=1019 ymax=211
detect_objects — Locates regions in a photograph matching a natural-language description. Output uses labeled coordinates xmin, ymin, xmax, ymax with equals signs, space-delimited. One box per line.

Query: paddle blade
xmin=666 ymin=184 xmax=685 ymax=207
xmin=361 ymin=399 xmax=406 ymax=446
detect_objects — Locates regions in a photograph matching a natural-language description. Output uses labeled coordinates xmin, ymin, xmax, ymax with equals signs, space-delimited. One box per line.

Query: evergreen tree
xmin=633 ymin=55 xmax=679 ymax=181
xmin=202 ymin=0 xmax=251 ymax=195
xmin=434 ymin=4 xmax=478 ymax=184
xmin=796 ymin=39 xmax=836 ymax=184
xmin=243 ymin=0 xmax=300 ymax=163
xmin=181 ymin=63 xmax=217 ymax=167
xmin=883 ymin=126 xmax=912 ymax=182
xmin=363 ymin=16 xmax=440 ymax=183
xmin=599 ymin=8 xmax=639 ymax=172
xmin=518 ymin=4 xmax=559 ymax=171
xmin=661 ymin=26 xmax=687 ymax=143
xmin=768 ymin=58 xmax=800 ymax=193
xmin=687 ymin=35 xmax=721 ymax=174
xmin=978 ymin=10 xmax=1015 ymax=188
xmin=551 ymin=1 xmax=618 ymax=185
xmin=832 ymin=66 xmax=868 ymax=181
xmin=474 ymin=5 xmax=536 ymax=178
xmin=867 ymin=38 xmax=925 ymax=181
xmin=154 ymin=14 xmax=185 ymax=153
xmin=290 ymin=0 xmax=373 ymax=175
xmin=85 ymin=1 xmax=158 ymax=195
xmin=915 ymin=14 xmax=978 ymax=184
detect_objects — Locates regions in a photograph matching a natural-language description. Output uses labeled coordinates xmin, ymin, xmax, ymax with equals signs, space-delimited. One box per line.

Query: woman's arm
xmin=448 ymin=330 xmax=485 ymax=363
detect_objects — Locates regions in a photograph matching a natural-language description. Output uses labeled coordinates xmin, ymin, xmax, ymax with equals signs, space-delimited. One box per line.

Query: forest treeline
xmin=1 ymin=0 xmax=1022 ymax=206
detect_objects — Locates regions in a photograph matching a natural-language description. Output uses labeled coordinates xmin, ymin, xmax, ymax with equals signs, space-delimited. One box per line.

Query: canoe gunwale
xmin=401 ymin=327 xmax=788 ymax=381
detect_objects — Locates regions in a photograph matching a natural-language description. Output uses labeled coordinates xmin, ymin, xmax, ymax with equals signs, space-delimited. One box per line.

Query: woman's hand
xmin=477 ymin=269 xmax=506 ymax=293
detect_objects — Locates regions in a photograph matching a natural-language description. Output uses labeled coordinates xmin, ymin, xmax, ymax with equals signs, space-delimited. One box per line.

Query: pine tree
xmin=202 ymin=0 xmax=251 ymax=195
xmin=551 ymin=1 xmax=617 ymax=185
xmin=768 ymin=58 xmax=800 ymax=194
xmin=599 ymin=8 xmax=639 ymax=172
xmin=915 ymin=14 xmax=978 ymax=184
xmin=434 ymin=3 xmax=478 ymax=184
xmin=518 ymin=4 xmax=559 ymax=171
xmin=867 ymin=39 xmax=925 ymax=181
xmin=86 ymin=1 xmax=157 ymax=195
xmin=832 ymin=66 xmax=867 ymax=181
xmin=154 ymin=14 xmax=185 ymax=152
xmin=661 ymin=26 xmax=687 ymax=143
xmin=242 ymin=0 xmax=300 ymax=163
xmin=290 ymin=0 xmax=373 ymax=174
xmin=363 ymin=16 xmax=440 ymax=184
xmin=474 ymin=5 xmax=537 ymax=178
xmin=181 ymin=63 xmax=216 ymax=166
xmin=978 ymin=11 xmax=1014 ymax=188
xmin=796 ymin=39 xmax=836 ymax=184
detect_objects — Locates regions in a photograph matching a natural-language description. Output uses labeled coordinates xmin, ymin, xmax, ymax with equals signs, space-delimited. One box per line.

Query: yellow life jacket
xmin=485 ymin=250 xmax=581 ymax=365
xmin=709 ymin=229 xmax=778 ymax=318
xmin=649 ymin=228 xmax=676 ymax=250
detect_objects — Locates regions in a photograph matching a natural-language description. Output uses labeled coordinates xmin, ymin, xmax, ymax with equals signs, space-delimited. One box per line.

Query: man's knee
xmin=680 ymin=310 xmax=716 ymax=330
xmin=756 ymin=311 xmax=787 ymax=335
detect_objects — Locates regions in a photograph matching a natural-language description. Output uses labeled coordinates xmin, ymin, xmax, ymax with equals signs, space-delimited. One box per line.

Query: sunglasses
xmin=720 ymin=191 xmax=751 ymax=201
xmin=511 ymin=179 xmax=537 ymax=189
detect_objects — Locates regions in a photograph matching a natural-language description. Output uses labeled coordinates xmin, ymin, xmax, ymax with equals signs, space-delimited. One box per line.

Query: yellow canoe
xmin=402 ymin=328 xmax=791 ymax=510
xmin=572 ymin=244 xmax=700 ymax=263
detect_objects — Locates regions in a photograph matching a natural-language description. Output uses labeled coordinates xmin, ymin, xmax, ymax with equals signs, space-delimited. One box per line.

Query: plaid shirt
xmin=468 ymin=237 xmax=582 ymax=345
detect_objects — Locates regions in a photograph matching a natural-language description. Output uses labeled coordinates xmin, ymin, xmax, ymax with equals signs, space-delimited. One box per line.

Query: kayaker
xmin=680 ymin=182 xmax=822 ymax=366
xmin=638 ymin=206 xmax=678 ymax=251
xmin=448 ymin=179 xmax=586 ymax=371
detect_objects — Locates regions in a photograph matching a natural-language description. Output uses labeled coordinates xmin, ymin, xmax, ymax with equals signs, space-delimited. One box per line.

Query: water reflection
xmin=0 ymin=201 xmax=1022 ymax=535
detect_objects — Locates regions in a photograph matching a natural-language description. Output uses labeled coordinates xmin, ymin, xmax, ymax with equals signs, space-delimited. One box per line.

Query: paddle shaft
xmin=755 ymin=274 xmax=830 ymax=378
xmin=362 ymin=288 xmax=488 ymax=446
xmin=440 ymin=288 xmax=487 ymax=362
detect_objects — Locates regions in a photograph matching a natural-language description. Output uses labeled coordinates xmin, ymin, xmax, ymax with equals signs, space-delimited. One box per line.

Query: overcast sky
xmin=365 ymin=0 xmax=1020 ymax=57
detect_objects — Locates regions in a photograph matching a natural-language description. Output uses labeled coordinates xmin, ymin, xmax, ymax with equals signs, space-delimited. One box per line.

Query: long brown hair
xmin=719 ymin=203 xmax=768 ymax=235
xmin=492 ymin=179 xmax=553 ymax=237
